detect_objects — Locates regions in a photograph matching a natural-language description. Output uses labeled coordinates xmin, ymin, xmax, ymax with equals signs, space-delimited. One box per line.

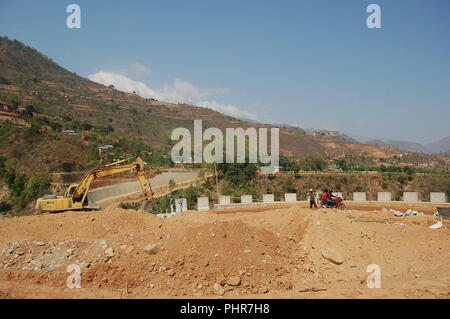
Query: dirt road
xmin=0 ymin=204 xmax=448 ymax=299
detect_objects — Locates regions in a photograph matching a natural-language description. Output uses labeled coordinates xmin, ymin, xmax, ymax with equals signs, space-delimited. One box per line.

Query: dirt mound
xmin=0 ymin=205 xmax=449 ymax=298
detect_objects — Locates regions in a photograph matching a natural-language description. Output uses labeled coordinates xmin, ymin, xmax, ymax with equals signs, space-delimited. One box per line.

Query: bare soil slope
xmin=0 ymin=204 xmax=448 ymax=299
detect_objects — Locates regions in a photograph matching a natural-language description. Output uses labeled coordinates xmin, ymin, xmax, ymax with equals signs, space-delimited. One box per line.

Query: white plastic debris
xmin=393 ymin=222 xmax=406 ymax=226
xmin=429 ymin=221 xmax=442 ymax=230
xmin=393 ymin=210 xmax=405 ymax=217
xmin=405 ymin=209 xmax=423 ymax=216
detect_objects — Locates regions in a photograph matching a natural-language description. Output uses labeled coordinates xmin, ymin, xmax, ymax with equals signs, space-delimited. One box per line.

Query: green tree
xmin=168 ymin=179 xmax=176 ymax=192
xmin=217 ymin=163 xmax=257 ymax=185
xmin=300 ymin=154 xmax=327 ymax=171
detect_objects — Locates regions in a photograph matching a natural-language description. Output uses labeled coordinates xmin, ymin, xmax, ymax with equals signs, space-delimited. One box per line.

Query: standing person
xmin=168 ymin=194 xmax=175 ymax=213
xmin=307 ymin=188 xmax=317 ymax=208
xmin=178 ymin=194 xmax=184 ymax=213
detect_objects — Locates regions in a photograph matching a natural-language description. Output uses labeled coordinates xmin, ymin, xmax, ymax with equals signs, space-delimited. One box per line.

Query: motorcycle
xmin=322 ymin=196 xmax=346 ymax=210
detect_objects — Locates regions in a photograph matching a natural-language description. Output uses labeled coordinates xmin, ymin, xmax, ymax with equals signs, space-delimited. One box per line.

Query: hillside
xmin=0 ymin=36 xmax=448 ymax=180
xmin=368 ymin=136 xmax=450 ymax=155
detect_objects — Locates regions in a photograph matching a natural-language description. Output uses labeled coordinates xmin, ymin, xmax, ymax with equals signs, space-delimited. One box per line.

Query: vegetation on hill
xmin=0 ymin=36 xmax=449 ymax=214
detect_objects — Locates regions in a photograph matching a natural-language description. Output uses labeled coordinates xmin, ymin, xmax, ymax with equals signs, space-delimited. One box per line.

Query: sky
xmin=0 ymin=0 xmax=449 ymax=143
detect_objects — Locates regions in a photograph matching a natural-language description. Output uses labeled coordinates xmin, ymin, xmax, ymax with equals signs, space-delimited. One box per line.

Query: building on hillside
xmin=311 ymin=129 xmax=341 ymax=137
xmin=258 ymin=165 xmax=283 ymax=175
xmin=39 ymin=125 xmax=52 ymax=133
xmin=62 ymin=129 xmax=76 ymax=135
xmin=98 ymin=145 xmax=114 ymax=152
xmin=81 ymin=135 xmax=92 ymax=144
xmin=1 ymin=104 xmax=12 ymax=112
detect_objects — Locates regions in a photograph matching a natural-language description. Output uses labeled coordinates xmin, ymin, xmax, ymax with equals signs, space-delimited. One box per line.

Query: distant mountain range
xmin=243 ymin=118 xmax=449 ymax=155
xmin=367 ymin=136 xmax=450 ymax=155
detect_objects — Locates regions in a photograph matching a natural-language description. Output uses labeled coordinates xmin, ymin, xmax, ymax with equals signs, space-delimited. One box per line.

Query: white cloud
xmin=197 ymin=100 xmax=259 ymax=121
xmin=88 ymin=71 xmax=160 ymax=99
xmin=88 ymin=70 xmax=259 ymax=121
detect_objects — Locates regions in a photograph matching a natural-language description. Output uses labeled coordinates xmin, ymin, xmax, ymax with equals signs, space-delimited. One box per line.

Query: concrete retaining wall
xmin=219 ymin=196 xmax=231 ymax=205
xmin=353 ymin=192 xmax=367 ymax=201
xmin=262 ymin=194 xmax=274 ymax=203
xmin=403 ymin=192 xmax=419 ymax=202
xmin=285 ymin=193 xmax=297 ymax=202
xmin=175 ymin=198 xmax=188 ymax=213
xmin=377 ymin=192 xmax=392 ymax=201
xmin=430 ymin=192 xmax=446 ymax=203
xmin=197 ymin=197 xmax=209 ymax=211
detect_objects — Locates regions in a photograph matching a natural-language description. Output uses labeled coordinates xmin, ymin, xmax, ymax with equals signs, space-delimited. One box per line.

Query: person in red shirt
xmin=322 ymin=189 xmax=334 ymax=208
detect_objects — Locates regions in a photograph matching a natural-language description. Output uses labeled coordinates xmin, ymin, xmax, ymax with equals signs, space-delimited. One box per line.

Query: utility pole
xmin=214 ymin=162 xmax=220 ymax=199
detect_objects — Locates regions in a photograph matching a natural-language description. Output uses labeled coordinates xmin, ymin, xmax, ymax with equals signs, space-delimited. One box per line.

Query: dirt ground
xmin=0 ymin=203 xmax=449 ymax=299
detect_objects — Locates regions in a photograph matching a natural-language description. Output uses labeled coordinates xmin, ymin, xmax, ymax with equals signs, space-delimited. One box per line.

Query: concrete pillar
xmin=403 ymin=192 xmax=419 ymax=202
xmin=316 ymin=192 xmax=322 ymax=202
xmin=377 ymin=192 xmax=392 ymax=201
xmin=353 ymin=192 xmax=367 ymax=201
xmin=219 ymin=196 xmax=231 ymax=205
xmin=262 ymin=194 xmax=274 ymax=203
xmin=175 ymin=198 xmax=187 ymax=213
xmin=284 ymin=193 xmax=297 ymax=202
xmin=430 ymin=192 xmax=446 ymax=203
xmin=241 ymin=195 xmax=253 ymax=203
xmin=197 ymin=197 xmax=209 ymax=211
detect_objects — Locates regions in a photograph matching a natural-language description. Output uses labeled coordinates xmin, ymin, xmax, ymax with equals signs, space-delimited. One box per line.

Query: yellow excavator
xmin=36 ymin=157 xmax=153 ymax=213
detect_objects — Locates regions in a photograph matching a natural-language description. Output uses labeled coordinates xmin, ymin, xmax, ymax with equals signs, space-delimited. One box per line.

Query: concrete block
xmin=403 ymin=192 xmax=418 ymax=202
xmin=430 ymin=192 xmax=446 ymax=203
xmin=197 ymin=197 xmax=210 ymax=211
xmin=377 ymin=192 xmax=392 ymax=201
xmin=284 ymin=193 xmax=297 ymax=202
xmin=262 ymin=194 xmax=274 ymax=203
xmin=353 ymin=192 xmax=367 ymax=201
xmin=316 ymin=192 xmax=322 ymax=201
xmin=175 ymin=198 xmax=187 ymax=213
xmin=241 ymin=195 xmax=253 ymax=203
xmin=219 ymin=196 xmax=231 ymax=205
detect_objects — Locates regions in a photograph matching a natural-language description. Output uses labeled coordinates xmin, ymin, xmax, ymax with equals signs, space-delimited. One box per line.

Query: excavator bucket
xmin=139 ymin=200 xmax=153 ymax=212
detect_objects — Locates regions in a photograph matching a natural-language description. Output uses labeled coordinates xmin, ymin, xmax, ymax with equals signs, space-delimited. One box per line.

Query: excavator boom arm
xmin=71 ymin=157 xmax=153 ymax=206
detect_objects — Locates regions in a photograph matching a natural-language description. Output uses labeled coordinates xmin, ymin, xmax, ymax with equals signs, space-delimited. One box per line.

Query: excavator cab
xmin=64 ymin=184 xmax=78 ymax=197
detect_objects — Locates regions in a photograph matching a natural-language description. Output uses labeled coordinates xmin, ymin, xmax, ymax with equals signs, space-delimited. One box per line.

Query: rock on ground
xmin=321 ymin=247 xmax=344 ymax=265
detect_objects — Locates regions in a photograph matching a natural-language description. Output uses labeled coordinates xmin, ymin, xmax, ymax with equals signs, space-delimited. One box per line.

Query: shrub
xmin=183 ymin=185 xmax=198 ymax=209
xmin=119 ymin=201 xmax=141 ymax=210
xmin=299 ymin=154 xmax=327 ymax=171
xmin=0 ymin=201 xmax=12 ymax=212
xmin=168 ymin=179 xmax=176 ymax=192
xmin=0 ymin=76 xmax=11 ymax=85
xmin=151 ymin=196 xmax=170 ymax=214
xmin=19 ymin=176 xmax=51 ymax=208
